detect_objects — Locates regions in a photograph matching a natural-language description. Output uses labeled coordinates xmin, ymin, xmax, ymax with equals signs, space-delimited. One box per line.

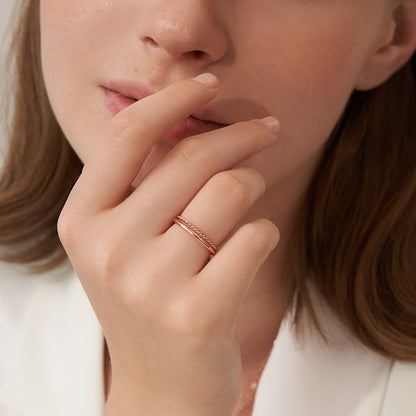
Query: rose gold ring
xmin=173 ymin=215 xmax=218 ymax=256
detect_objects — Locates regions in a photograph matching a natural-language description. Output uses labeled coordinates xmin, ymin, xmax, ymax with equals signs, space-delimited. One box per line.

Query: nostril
xmin=142 ymin=36 xmax=159 ymax=48
xmin=192 ymin=50 xmax=205 ymax=59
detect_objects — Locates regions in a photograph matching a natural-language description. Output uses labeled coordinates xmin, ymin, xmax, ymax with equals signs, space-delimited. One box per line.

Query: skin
xmin=39 ymin=0 xmax=416 ymax=415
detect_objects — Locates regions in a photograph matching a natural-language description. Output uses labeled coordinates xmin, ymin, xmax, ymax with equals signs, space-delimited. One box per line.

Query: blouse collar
xmin=0 ymin=267 xmax=395 ymax=416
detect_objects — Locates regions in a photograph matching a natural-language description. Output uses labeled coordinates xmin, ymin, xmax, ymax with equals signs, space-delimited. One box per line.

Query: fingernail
xmin=260 ymin=117 xmax=280 ymax=135
xmin=192 ymin=73 xmax=219 ymax=88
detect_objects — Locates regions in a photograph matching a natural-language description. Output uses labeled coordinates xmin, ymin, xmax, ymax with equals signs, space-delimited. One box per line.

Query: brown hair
xmin=0 ymin=0 xmax=82 ymax=272
xmin=287 ymin=53 xmax=416 ymax=360
xmin=0 ymin=0 xmax=415 ymax=360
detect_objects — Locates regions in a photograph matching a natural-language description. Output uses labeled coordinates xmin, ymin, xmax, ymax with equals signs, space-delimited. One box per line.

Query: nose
xmin=138 ymin=1 xmax=229 ymax=65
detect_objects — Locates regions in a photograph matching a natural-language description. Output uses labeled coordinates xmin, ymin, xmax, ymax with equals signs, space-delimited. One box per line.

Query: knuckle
xmin=211 ymin=171 xmax=251 ymax=204
xmin=57 ymin=209 xmax=80 ymax=252
xmin=242 ymin=219 xmax=279 ymax=250
xmin=86 ymin=237 xmax=133 ymax=294
xmin=175 ymin=138 xmax=218 ymax=165
xmin=95 ymin=236 xmax=130 ymax=280
xmin=236 ymin=166 xmax=267 ymax=193
xmin=121 ymin=275 xmax=151 ymax=313
xmin=108 ymin=107 xmax=150 ymax=142
xmin=108 ymin=110 xmax=136 ymax=140
xmin=56 ymin=210 xmax=71 ymax=246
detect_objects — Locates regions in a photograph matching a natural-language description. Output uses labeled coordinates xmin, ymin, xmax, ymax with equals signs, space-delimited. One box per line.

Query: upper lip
xmin=102 ymin=78 xmax=228 ymax=126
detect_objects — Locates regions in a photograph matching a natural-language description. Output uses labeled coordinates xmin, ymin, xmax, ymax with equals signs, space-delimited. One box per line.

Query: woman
xmin=0 ymin=0 xmax=416 ymax=415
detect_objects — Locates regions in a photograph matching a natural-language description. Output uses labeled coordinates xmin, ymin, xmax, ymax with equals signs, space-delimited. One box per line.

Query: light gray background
xmin=0 ymin=0 xmax=14 ymax=54
xmin=0 ymin=0 xmax=16 ymax=153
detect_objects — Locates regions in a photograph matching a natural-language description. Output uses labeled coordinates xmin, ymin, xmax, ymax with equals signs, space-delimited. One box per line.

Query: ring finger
xmin=162 ymin=166 xmax=266 ymax=276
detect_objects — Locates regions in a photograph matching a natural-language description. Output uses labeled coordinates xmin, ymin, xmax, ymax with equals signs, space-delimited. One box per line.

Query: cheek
xmin=40 ymin=0 xmax=115 ymax=95
xmin=40 ymin=0 xmax=121 ymax=160
xmin=233 ymin=10 xmax=370 ymax=187
xmin=277 ymin=35 xmax=357 ymax=142
xmin=265 ymin=18 xmax=362 ymax=132
xmin=40 ymin=1 xmax=95 ymax=79
xmin=40 ymin=1 xmax=90 ymax=125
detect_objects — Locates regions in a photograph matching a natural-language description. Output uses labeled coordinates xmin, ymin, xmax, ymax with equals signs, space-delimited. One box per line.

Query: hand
xmin=58 ymin=73 xmax=280 ymax=416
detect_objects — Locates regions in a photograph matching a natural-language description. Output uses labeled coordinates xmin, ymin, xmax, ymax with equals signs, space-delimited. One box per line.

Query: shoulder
xmin=274 ymin=291 xmax=416 ymax=416
xmin=0 ymin=260 xmax=105 ymax=416
xmin=0 ymin=260 xmax=76 ymax=328
xmin=0 ymin=260 xmax=76 ymax=379
xmin=381 ymin=360 xmax=416 ymax=415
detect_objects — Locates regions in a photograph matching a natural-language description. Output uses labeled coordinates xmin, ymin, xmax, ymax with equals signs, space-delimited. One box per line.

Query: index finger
xmin=67 ymin=73 xmax=219 ymax=214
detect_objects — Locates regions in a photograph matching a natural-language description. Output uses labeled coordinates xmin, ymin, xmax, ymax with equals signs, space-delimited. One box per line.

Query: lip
xmin=101 ymin=80 xmax=228 ymax=142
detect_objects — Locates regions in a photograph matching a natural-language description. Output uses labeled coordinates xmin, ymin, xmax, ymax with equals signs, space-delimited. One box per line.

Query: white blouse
xmin=0 ymin=260 xmax=415 ymax=416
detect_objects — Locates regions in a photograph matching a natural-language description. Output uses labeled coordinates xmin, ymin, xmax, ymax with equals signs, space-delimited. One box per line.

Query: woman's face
xmin=40 ymin=0 xmax=395 ymax=203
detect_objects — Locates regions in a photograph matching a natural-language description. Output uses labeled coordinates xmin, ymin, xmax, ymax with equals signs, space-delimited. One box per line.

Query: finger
xmin=162 ymin=167 xmax=267 ymax=276
xmin=67 ymin=73 xmax=219 ymax=214
xmin=120 ymin=117 xmax=280 ymax=234
xmin=193 ymin=219 xmax=280 ymax=328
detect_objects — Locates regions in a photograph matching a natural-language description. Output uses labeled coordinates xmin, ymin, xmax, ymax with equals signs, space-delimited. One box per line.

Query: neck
xmin=232 ymin=160 xmax=314 ymax=369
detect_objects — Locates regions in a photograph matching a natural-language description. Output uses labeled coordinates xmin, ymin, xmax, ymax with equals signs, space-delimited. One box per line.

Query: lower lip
xmin=102 ymin=87 xmax=226 ymax=142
